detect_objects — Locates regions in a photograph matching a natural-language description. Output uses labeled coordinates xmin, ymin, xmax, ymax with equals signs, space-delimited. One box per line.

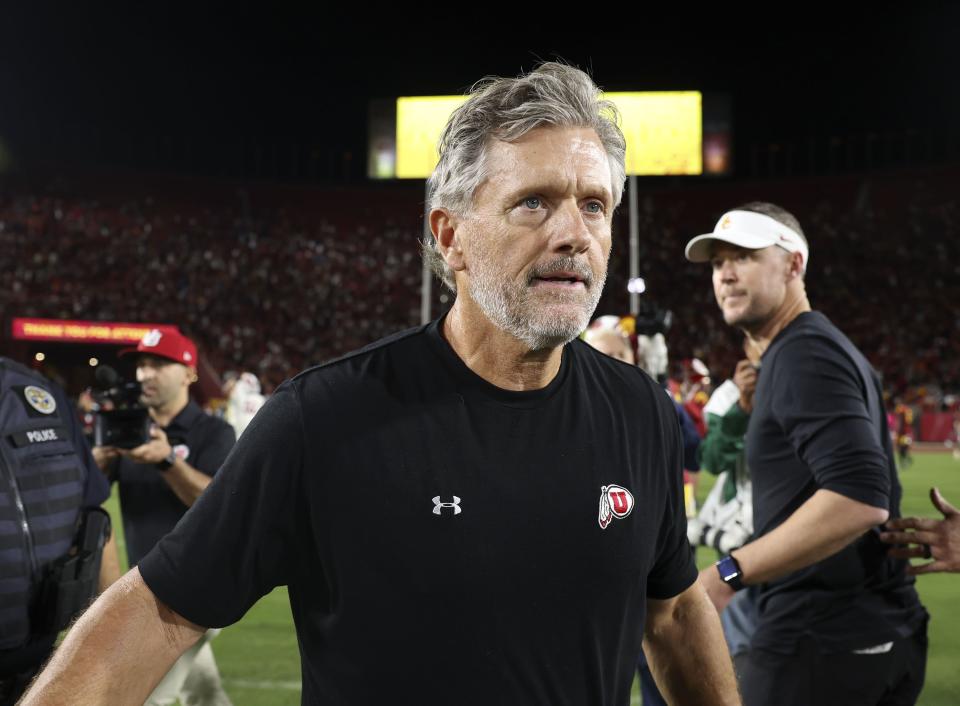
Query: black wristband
xmin=715 ymin=554 xmax=746 ymax=591
xmin=155 ymin=451 xmax=176 ymax=472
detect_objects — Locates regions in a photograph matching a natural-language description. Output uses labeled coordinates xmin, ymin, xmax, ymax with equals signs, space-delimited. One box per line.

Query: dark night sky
xmin=1 ymin=5 xmax=957 ymax=178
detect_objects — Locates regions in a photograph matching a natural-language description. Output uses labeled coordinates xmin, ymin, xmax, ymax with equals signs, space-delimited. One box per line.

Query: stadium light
xmin=627 ymin=277 xmax=646 ymax=295
xmin=89 ymin=357 xmax=99 ymax=367
xmin=34 ymin=352 xmax=45 ymax=362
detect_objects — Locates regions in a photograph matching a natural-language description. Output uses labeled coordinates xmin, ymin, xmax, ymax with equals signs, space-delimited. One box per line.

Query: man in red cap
xmin=93 ymin=328 xmax=235 ymax=706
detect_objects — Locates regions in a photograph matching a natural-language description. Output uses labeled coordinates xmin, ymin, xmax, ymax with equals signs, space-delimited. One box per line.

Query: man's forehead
xmin=482 ymin=126 xmax=611 ymax=191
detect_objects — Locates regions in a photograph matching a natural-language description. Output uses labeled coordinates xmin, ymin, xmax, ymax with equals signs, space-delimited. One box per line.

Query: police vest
xmin=0 ymin=359 xmax=89 ymax=651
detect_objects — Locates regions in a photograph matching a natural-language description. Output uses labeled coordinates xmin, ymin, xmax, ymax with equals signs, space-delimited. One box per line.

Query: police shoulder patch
xmin=24 ymin=385 xmax=57 ymax=415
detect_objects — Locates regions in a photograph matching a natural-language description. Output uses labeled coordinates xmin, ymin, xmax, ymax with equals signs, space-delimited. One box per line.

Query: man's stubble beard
xmin=722 ymin=295 xmax=777 ymax=336
xmin=467 ymin=250 xmax=608 ymax=352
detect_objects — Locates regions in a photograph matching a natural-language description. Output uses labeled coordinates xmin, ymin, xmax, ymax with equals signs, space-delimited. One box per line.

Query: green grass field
xmin=103 ymin=452 xmax=960 ymax=705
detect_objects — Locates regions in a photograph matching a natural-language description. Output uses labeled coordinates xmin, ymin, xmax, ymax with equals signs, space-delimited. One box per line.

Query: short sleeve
xmin=769 ymin=339 xmax=889 ymax=509
xmin=138 ymin=382 xmax=305 ymax=627
xmin=190 ymin=420 xmax=236 ymax=477
xmin=647 ymin=391 xmax=698 ymax=599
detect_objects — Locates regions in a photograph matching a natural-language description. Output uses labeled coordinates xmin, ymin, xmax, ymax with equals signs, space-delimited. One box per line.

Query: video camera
xmin=92 ymin=365 xmax=152 ymax=449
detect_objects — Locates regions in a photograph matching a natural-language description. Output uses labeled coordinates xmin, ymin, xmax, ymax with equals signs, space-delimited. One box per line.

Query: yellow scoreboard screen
xmin=390 ymin=91 xmax=702 ymax=179
xmin=606 ymin=91 xmax=702 ymax=175
xmin=395 ymin=96 xmax=468 ymax=179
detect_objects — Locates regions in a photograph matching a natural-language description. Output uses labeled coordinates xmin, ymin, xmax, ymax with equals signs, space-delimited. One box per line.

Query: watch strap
xmin=155 ymin=450 xmax=176 ymax=471
xmin=716 ymin=554 xmax=746 ymax=591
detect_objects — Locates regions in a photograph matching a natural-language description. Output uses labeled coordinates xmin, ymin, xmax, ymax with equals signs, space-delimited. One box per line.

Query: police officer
xmin=93 ymin=329 xmax=235 ymax=706
xmin=0 ymin=358 xmax=120 ymax=706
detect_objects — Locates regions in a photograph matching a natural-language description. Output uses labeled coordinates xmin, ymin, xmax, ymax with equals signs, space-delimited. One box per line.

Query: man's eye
xmin=584 ymin=201 xmax=604 ymax=214
xmin=521 ymin=197 xmax=542 ymax=210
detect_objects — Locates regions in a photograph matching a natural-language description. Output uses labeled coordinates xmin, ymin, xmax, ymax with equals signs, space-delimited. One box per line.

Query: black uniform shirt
xmin=117 ymin=400 xmax=234 ymax=566
xmin=140 ymin=319 xmax=697 ymax=706
xmin=746 ymin=311 xmax=925 ymax=653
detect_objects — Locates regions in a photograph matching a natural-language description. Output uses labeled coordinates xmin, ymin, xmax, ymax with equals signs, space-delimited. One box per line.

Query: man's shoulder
xmin=0 ymin=356 xmax=64 ymax=391
xmin=568 ymin=339 xmax=672 ymax=411
xmin=767 ymin=311 xmax=864 ymax=367
xmin=289 ymin=323 xmax=430 ymax=393
xmin=189 ymin=405 xmax=236 ymax=438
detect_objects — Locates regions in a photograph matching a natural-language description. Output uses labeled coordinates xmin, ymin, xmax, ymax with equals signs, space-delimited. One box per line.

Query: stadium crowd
xmin=1 ymin=168 xmax=957 ymax=399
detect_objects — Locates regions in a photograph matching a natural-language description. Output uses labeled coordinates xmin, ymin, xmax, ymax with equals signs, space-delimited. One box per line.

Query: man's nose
xmin=551 ymin=200 xmax=593 ymax=254
xmin=718 ymin=259 xmax=738 ymax=281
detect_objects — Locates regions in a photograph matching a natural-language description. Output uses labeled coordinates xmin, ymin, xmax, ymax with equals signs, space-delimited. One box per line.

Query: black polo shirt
xmin=745 ymin=312 xmax=925 ymax=653
xmin=140 ymin=319 xmax=696 ymax=706
xmin=117 ymin=399 xmax=234 ymax=566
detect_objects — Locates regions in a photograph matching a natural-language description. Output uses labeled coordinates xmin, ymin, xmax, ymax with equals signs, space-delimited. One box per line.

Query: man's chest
xmin=303 ymin=398 xmax=671 ymax=595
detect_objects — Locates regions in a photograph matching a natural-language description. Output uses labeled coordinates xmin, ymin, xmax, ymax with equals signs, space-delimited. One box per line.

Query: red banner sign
xmin=11 ymin=318 xmax=179 ymax=345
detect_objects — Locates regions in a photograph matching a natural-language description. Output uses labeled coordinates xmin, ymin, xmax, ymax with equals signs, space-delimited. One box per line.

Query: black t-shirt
xmin=140 ymin=319 xmax=696 ymax=706
xmin=117 ymin=400 xmax=235 ymax=566
xmin=746 ymin=312 xmax=925 ymax=653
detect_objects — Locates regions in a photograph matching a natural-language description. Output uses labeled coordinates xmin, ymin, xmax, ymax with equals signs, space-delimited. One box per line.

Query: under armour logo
xmin=432 ymin=496 xmax=462 ymax=515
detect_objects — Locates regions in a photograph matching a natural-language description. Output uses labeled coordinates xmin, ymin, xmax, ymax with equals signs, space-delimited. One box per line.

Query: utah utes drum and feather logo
xmin=598 ymin=484 xmax=635 ymax=529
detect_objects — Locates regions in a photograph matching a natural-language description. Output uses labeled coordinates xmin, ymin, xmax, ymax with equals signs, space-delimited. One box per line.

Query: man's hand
xmin=881 ymin=487 xmax=960 ymax=574
xmin=698 ymin=563 xmax=736 ymax=613
xmin=121 ymin=426 xmax=173 ymax=466
xmin=123 ymin=427 xmax=214 ymax=507
xmin=732 ymin=359 xmax=757 ymax=413
xmin=91 ymin=445 xmax=120 ymax=472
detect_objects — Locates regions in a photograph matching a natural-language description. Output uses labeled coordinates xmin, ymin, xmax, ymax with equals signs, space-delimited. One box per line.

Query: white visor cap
xmin=684 ymin=210 xmax=809 ymax=272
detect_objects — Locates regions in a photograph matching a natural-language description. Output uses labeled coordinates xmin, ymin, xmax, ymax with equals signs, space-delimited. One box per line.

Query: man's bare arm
xmin=159 ymin=458 xmax=213 ymax=507
xmin=20 ymin=568 xmax=204 ymax=706
xmin=643 ymin=579 xmax=740 ymax=706
xmin=700 ymin=489 xmax=888 ymax=610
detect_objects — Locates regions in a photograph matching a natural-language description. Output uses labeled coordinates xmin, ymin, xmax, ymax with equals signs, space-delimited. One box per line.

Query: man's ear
xmin=786 ymin=250 xmax=805 ymax=281
xmin=429 ymin=208 xmax=466 ymax=273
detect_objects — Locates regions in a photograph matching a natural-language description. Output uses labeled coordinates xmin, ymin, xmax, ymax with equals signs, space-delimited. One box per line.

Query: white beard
xmin=467 ymin=253 xmax=607 ymax=352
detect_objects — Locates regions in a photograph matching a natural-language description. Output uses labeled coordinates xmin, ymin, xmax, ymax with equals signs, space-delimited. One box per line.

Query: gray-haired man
xmin=24 ymin=64 xmax=738 ymax=706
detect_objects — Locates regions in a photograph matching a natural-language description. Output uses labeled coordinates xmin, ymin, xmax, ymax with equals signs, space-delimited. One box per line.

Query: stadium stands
xmin=2 ymin=167 xmax=957 ymax=399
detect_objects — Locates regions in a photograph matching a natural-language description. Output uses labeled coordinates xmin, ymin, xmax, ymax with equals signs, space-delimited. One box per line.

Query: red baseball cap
xmin=120 ymin=329 xmax=198 ymax=367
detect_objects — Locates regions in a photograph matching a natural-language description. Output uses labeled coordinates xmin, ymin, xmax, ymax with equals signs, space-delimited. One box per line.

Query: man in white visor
xmin=687 ymin=202 xmax=927 ymax=706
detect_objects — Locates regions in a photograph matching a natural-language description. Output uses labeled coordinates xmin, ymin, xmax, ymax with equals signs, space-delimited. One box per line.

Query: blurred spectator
xmin=222 ymin=371 xmax=266 ymax=439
